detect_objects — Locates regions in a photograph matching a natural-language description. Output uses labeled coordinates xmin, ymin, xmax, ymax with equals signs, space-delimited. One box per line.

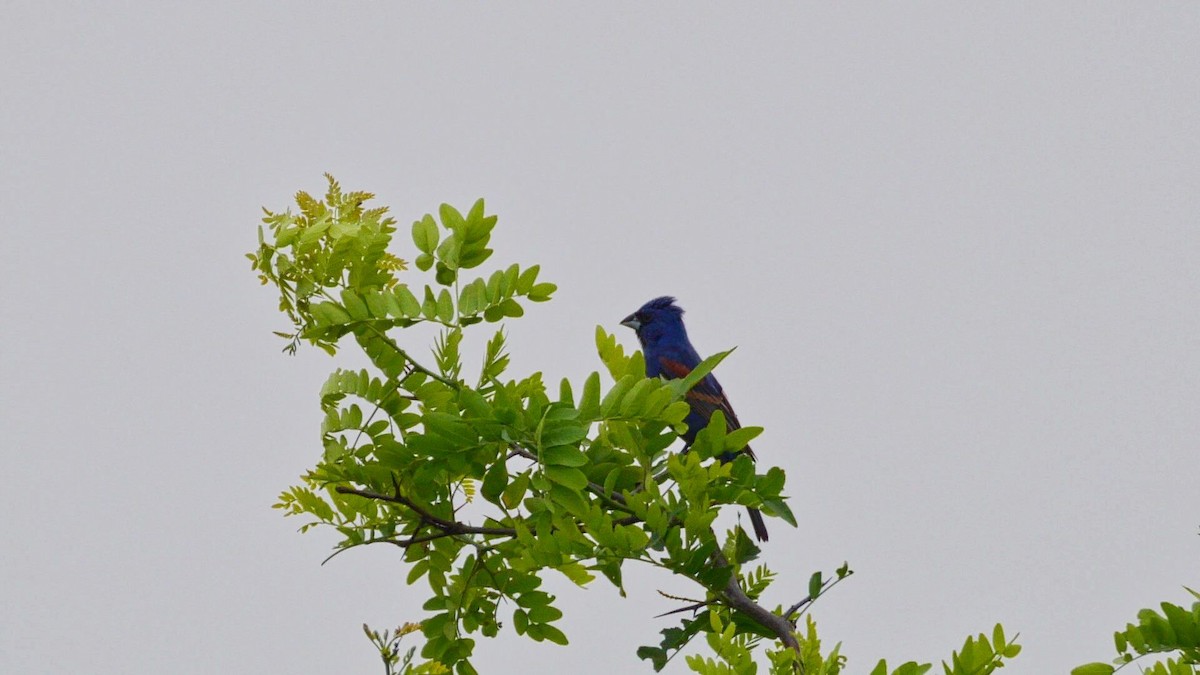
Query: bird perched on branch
xmin=621 ymin=296 xmax=769 ymax=542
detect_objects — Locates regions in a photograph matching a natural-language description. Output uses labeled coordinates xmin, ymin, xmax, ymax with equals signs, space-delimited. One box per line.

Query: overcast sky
xmin=3 ymin=3 xmax=1198 ymax=674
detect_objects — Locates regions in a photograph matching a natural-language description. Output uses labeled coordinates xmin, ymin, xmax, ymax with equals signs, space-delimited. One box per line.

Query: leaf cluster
xmin=256 ymin=178 xmax=796 ymax=673
xmin=363 ymin=622 xmax=448 ymax=675
xmin=248 ymin=175 xmax=553 ymax=356
xmin=682 ymin=616 xmax=1022 ymax=675
xmin=1074 ymin=589 xmax=1200 ymax=675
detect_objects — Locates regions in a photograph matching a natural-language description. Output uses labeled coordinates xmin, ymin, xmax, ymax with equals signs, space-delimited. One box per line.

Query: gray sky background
xmin=2 ymin=4 xmax=1198 ymax=673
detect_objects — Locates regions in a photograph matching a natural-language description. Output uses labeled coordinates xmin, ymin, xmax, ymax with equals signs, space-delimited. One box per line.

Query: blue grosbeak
xmin=621 ymin=296 xmax=769 ymax=542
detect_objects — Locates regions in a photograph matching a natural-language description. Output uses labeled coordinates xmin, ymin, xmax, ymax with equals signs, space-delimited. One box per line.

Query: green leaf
xmin=528 ymin=282 xmax=557 ymax=302
xmin=363 ymin=290 xmax=390 ymax=318
xmin=602 ymin=467 xmax=622 ymax=496
xmin=436 ymin=234 xmax=460 ymax=270
xmin=539 ymin=624 xmax=569 ymax=646
xmin=1161 ymin=601 xmax=1200 ymax=647
xmin=516 ymin=264 xmax=540 ymax=294
xmin=459 ymin=282 xmax=480 ymax=316
xmin=437 ymin=289 xmax=455 ymax=324
xmin=502 ymin=471 xmax=530 ymax=510
xmin=412 ymin=214 xmax=439 ymax=254
xmin=725 ymin=426 xmax=762 ymax=452
xmin=394 ymin=286 xmax=422 ymax=317
xmin=311 ymin=301 xmax=351 ymax=326
xmin=808 ymin=571 xmax=823 ymax=599
xmin=528 ymin=604 xmax=564 ymax=623
xmin=499 ymin=298 xmax=524 ymax=318
xmin=422 ymin=286 xmax=438 ymax=320
xmin=435 ymin=262 xmax=457 ymax=286
xmin=460 ymin=246 xmax=493 ymax=270
xmin=465 ymin=198 xmax=486 ymax=228
xmin=543 ymin=465 xmax=588 ymax=491
xmin=619 ymin=378 xmax=655 ymax=417
xmin=637 ymin=646 xmax=668 ymax=671
xmin=458 ymin=388 xmax=491 ymax=418
xmin=600 ymin=375 xmax=636 ymax=417
xmin=540 ymin=423 xmax=587 ymax=448
xmin=481 ymin=460 xmax=508 ymax=504
xmin=760 ymin=498 xmax=797 ymax=527
xmin=424 ymin=412 xmax=477 ymax=446
xmin=1070 ymin=665 xmax=1114 ymax=675
xmin=340 ymin=289 xmax=369 ymax=320
xmin=439 ymin=203 xmax=465 ymax=231
xmin=406 ymin=560 xmax=429 ymax=585
xmin=579 ymin=372 xmax=601 ymax=419
xmin=675 ymin=348 xmax=735 ymax=394
xmin=555 ymin=563 xmax=595 ymax=587
xmin=758 ymin=466 xmax=786 ymax=497
xmin=542 ymin=445 xmax=588 ymax=467
xmin=501 ymin=264 xmax=519 ymax=296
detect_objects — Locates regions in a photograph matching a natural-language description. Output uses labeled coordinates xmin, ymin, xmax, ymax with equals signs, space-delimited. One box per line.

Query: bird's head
xmin=621 ymin=296 xmax=686 ymax=348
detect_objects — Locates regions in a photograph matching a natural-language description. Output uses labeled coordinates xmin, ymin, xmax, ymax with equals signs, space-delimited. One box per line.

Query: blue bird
xmin=621 ymin=296 xmax=769 ymax=542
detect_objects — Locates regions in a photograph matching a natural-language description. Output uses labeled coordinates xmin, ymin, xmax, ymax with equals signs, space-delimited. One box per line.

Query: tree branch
xmin=509 ymin=442 xmax=799 ymax=651
xmin=713 ymin=551 xmax=801 ymax=653
xmin=334 ymin=486 xmax=515 ymax=537
xmin=338 ymin=458 xmax=796 ymax=653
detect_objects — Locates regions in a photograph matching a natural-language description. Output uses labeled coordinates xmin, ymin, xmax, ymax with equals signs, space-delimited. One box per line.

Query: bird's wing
xmin=659 ymin=356 xmax=756 ymax=460
xmin=658 ymin=356 xmax=744 ymax=431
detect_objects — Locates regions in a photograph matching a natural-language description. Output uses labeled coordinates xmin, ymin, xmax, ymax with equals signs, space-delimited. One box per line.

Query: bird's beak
xmin=620 ymin=314 xmax=641 ymax=330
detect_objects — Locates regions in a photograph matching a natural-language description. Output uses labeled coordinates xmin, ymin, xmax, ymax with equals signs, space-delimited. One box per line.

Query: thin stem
xmin=362 ymin=321 xmax=458 ymax=387
xmin=334 ymin=486 xmax=514 ymax=537
xmin=784 ymin=571 xmax=853 ymax=622
xmin=316 ymin=288 xmax=458 ymax=387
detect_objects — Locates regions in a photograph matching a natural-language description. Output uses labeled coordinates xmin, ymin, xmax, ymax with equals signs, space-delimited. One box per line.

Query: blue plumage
xmin=621 ymin=296 xmax=769 ymax=542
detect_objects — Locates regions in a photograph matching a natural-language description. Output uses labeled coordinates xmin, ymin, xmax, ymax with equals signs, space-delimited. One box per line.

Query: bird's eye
xmin=636 ymin=312 xmax=650 ymax=324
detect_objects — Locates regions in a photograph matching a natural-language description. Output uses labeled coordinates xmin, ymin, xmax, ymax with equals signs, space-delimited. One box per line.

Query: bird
xmin=620 ymin=296 xmax=769 ymax=542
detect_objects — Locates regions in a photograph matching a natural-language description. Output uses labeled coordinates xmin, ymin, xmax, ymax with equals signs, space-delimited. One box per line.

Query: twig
xmin=655 ymin=599 xmax=714 ymax=618
xmin=783 ymin=571 xmax=853 ymax=623
xmin=334 ymin=486 xmax=515 ymax=537
xmin=360 ymin=323 xmax=459 ymax=388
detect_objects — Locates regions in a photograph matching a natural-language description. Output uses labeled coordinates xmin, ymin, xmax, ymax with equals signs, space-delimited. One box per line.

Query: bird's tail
xmin=747 ymin=507 xmax=769 ymax=542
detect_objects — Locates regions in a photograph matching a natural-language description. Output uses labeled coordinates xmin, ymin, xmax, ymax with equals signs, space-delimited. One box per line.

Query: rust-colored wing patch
xmin=660 ymin=357 xmax=757 ymax=460
xmin=660 ymin=357 xmax=744 ymax=430
xmin=658 ymin=357 xmax=692 ymax=379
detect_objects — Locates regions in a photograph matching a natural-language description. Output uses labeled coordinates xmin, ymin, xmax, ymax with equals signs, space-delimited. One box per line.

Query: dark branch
xmin=783 ymin=597 xmax=813 ymax=621
xmin=713 ymin=551 xmax=801 ymax=652
xmin=510 ymin=443 xmax=798 ymax=649
xmin=393 ymin=530 xmax=470 ymax=547
xmin=338 ymin=460 xmax=797 ymax=653
xmin=334 ymin=486 xmax=516 ymax=537
xmin=655 ymin=600 xmax=713 ymax=618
